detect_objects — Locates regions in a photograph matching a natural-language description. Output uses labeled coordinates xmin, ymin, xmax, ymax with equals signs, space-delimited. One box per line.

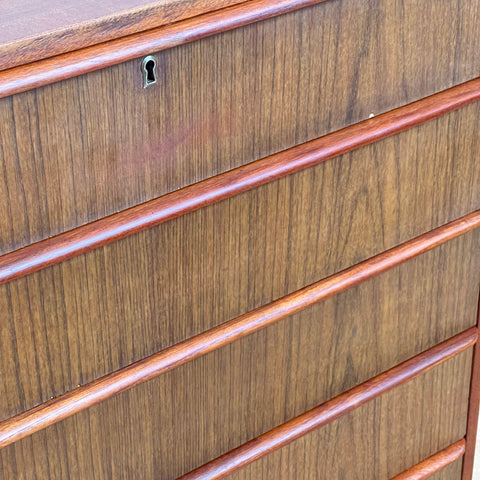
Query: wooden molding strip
xmin=0 ymin=0 xmax=327 ymax=98
xmin=462 ymin=294 xmax=480 ymax=480
xmin=0 ymin=0 xmax=249 ymax=71
xmin=0 ymin=213 xmax=478 ymax=449
xmin=176 ymin=330 xmax=476 ymax=480
xmin=391 ymin=440 xmax=466 ymax=480
xmin=1 ymin=78 xmax=480 ymax=286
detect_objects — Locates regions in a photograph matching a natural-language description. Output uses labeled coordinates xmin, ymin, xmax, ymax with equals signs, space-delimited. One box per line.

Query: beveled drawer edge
xmin=390 ymin=440 xmax=465 ymax=480
xmin=1 ymin=77 xmax=479 ymax=286
xmin=0 ymin=214 xmax=478 ymax=450
xmin=0 ymin=0 xmax=327 ymax=99
xmin=177 ymin=331 xmax=476 ymax=480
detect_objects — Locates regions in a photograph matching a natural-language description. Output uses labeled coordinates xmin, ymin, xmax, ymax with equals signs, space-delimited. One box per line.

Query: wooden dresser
xmin=0 ymin=1 xmax=479 ymax=478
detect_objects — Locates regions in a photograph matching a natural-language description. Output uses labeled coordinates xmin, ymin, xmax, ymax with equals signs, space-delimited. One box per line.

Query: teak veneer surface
xmin=389 ymin=440 xmax=466 ymax=480
xmin=0 ymin=0 xmax=247 ymax=70
xmin=178 ymin=331 xmax=476 ymax=480
xmin=0 ymin=343 xmax=473 ymax=478
xmin=2 ymin=78 xmax=479 ymax=285
xmin=1 ymin=0 xmax=480 ymax=253
xmin=428 ymin=462 xmax=464 ymax=480
xmin=1 ymin=100 xmax=479 ymax=420
xmin=463 ymin=300 xmax=480 ymax=479
xmin=224 ymin=351 xmax=472 ymax=480
xmin=1 ymin=214 xmax=477 ymax=448
xmin=1 ymin=0 xmax=479 ymax=478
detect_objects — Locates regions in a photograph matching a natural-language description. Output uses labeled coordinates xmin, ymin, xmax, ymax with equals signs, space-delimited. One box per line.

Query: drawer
xmin=1 ymin=99 xmax=479 ymax=421
xmin=1 ymin=0 xmax=480 ymax=253
xmin=1 ymin=229 xmax=479 ymax=477
xmin=0 ymin=308 xmax=474 ymax=478
xmin=224 ymin=349 xmax=473 ymax=480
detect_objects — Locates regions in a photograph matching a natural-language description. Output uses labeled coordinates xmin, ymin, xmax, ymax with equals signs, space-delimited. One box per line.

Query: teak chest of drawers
xmin=0 ymin=1 xmax=479 ymax=479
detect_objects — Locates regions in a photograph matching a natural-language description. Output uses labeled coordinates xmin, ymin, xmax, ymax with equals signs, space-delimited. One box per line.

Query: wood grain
xmin=2 ymin=0 xmax=480 ymax=255
xmin=1 ymin=99 xmax=479 ymax=424
xmin=177 ymin=330 xmax=476 ymax=480
xmin=0 ymin=0 xmax=478 ymax=477
xmin=223 ymin=352 xmax=472 ymax=480
xmin=221 ymin=350 xmax=471 ymax=480
xmin=462 ymin=295 xmax=480 ymax=480
xmin=0 ymin=233 xmax=477 ymax=478
xmin=0 ymin=0 xmax=248 ymax=71
xmin=0 ymin=0 xmax=327 ymax=96
xmin=426 ymin=461 xmax=465 ymax=480
xmin=1 ymin=79 xmax=480 ymax=284
xmin=0 ymin=214 xmax=477 ymax=449
xmin=390 ymin=440 xmax=466 ymax=480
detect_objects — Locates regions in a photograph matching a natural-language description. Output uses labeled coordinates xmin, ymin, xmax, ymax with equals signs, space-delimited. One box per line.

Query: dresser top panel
xmin=0 ymin=0 xmax=246 ymax=71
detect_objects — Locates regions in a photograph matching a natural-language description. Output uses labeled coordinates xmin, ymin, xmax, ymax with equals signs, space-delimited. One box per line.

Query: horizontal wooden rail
xmin=0 ymin=0 xmax=327 ymax=98
xmin=0 ymin=212 xmax=478 ymax=449
xmin=390 ymin=439 xmax=466 ymax=480
xmin=1 ymin=78 xmax=480 ymax=286
xmin=177 ymin=330 xmax=476 ymax=480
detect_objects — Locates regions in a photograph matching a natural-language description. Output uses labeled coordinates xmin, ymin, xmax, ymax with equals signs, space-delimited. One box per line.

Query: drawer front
xmin=1 ymin=0 xmax=480 ymax=253
xmin=0 ymin=221 xmax=479 ymax=476
xmin=0 ymin=326 xmax=473 ymax=478
xmin=1 ymin=100 xmax=479 ymax=421
xmin=427 ymin=462 xmax=464 ymax=480
xmin=226 ymin=350 xmax=473 ymax=480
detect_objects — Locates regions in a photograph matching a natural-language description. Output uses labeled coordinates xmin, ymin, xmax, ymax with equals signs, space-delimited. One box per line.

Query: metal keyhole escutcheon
xmin=142 ymin=55 xmax=157 ymax=88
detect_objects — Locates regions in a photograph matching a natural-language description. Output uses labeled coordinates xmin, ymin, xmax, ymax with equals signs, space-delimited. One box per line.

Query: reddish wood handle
xmin=1 ymin=78 xmax=479 ymax=286
xmin=0 ymin=212 xmax=478 ymax=450
xmin=177 ymin=331 xmax=476 ymax=480
xmin=390 ymin=439 xmax=466 ymax=480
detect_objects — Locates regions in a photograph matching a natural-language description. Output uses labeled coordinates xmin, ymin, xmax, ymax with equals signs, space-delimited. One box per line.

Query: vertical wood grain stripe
xmin=0 ymin=0 xmax=327 ymax=98
xmin=1 ymin=78 xmax=480 ymax=286
xmin=177 ymin=331 xmax=476 ymax=480
xmin=462 ymin=294 xmax=480 ymax=480
xmin=0 ymin=212 xmax=478 ymax=449
xmin=391 ymin=440 xmax=466 ymax=480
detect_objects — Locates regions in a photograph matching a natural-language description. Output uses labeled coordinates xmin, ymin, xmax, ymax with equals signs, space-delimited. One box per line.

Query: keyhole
xmin=142 ymin=55 xmax=157 ymax=88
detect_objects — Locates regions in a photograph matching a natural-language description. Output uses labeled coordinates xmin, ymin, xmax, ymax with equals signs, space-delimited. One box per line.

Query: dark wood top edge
xmin=0 ymin=214 xmax=478 ymax=449
xmin=390 ymin=440 xmax=466 ymax=480
xmin=177 ymin=331 xmax=476 ymax=480
xmin=1 ymin=77 xmax=479 ymax=286
xmin=0 ymin=0 xmax=327 ymax=97
xmin=461 ymin=293 xmax=480 ymax=480
xmin=0 ymin=1 xmax=248 ymax=71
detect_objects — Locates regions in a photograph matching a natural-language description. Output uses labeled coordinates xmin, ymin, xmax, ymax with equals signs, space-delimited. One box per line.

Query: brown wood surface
xmin=462 ymin=295 xmax=480 ymax=480
xmin=0 ymin=214 xmax=477 ymax=449
xmin=0 ymin=1 xmax=479 ymax=476
xmin=0 ymin=230 xmax=478 ymax=477
xmin=2 ymin=0 xmax=480 ymax=255
xmin=222 ymin=351 xmax=472 ymax=480
xmin=426 ymin=461 xmax=464 ymax=480
xmin=0 ymin=344 xmax=471 ymax=480
xmin=0 ymin=0 xmax=247 ymax=71
xmin=390 ymin=440 xmax=465 ymax=480
xmin=0 ymin=0 xmax=327 ymax=96
xmin=1 ymin=94 xmax=479 ymax=417
xmin=178 ymin=331 xmax=476 ymax=480
xmin=1 ymin=79 xmax=479 ymax=285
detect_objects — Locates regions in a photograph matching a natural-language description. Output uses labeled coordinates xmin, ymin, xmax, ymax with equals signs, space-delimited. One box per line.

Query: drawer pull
xmin=0 ymin=218 xmax=477 ymax=450
xmin=142 ymin=55 xmax=157 ymax=87
xmin=1 ymin=79 xmax=479 ymax=285
xmin=390 ymin=440 xmax=465 ymax=479
xmin=177 ymin=330 xmax=476 ymax=480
